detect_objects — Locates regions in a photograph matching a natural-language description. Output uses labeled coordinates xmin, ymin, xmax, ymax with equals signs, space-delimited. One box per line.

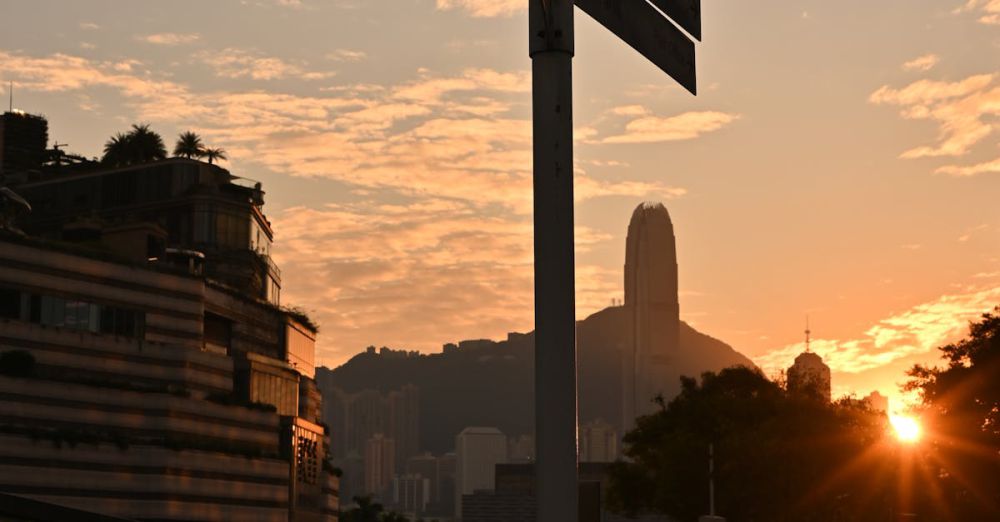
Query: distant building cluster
xmin=0 ymin=111 xmax=337 ymax=520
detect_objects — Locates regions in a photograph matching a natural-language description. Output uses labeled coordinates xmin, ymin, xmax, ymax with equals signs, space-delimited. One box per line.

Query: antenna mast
xmin=804 ymin=316 xmax=811 ymax=353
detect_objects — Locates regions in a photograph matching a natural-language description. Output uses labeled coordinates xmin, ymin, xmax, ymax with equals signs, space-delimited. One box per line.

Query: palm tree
xmin=202 ymin=147 xmax=227 ymax=165
xmin=125 ymin=124 xmax=166 ymax=164
xmin=173 ymin=131 xmax=205 ymax=159
xmin=102 ymin=132 xmax=131 ymax=167
xmin=101 ymin=124 xmax=167 ymax=167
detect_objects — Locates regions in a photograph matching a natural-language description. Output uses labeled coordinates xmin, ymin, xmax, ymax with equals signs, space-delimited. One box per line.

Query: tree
xmin=101 ymin=124 xmax=167 ymax=167
xmin=341 ymin=495 xmax=384 ymax=522
xmin=607 ymin=366 xmax=896 ymax=522
xmin=202 ymin=147 xmax=227 ymax=164
xmin=905 ymin=307 xmax=1000 ymax=518
xmin=173 ymin=131 xmax=205 ymax=159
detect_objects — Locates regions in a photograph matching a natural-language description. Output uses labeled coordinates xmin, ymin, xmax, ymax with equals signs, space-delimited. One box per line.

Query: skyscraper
xmin=455 ymin=427 xmax=508 ymax=516
xmin=365 ymin=433 xmax=396 ymax=499
xmin=623 ymin=202 xmax=680 ymax=429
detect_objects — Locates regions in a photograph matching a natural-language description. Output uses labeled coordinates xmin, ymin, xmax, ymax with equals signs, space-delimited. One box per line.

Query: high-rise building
xmin=455 ymin=427 xmax=508 ymax=516
xmin=365 ymin=433 xmax=396 ymax=499
xmin=392 ymin=473 xmax=432 ymax=516
xmin=0 ymin=111 xmax=48 ymax=177
xmin=623 ymin=202 xmax=680 ymax=429
xmin=317 ymin=379 xmax=420 ymax=472
xmin=580 ymin=418 xmax=618 ymax=463
xmin=787 ymin=324 xmax=832 ymax=402
xmin=406 ymin=452 xmax=440 ymax=503
xmin=388 ymin=384 xmax=421 ymax=471
xmin=437 ymin=452 xmax=458 ymax=517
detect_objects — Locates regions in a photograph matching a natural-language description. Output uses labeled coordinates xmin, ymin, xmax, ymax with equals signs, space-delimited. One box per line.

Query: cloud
xmin=936 ymin=157 xmax=1000 ymax=176
xmin=197 ymin=48 xmax=335 ymax=80
xmin=0 ymin=50 xmax=725 ymax=365
xmin=870 ymin=73 xmax=1000 ymax=171
xmin=602 ymin=111 xmax=740 ymax=144
xmin=435 ymin=0 xmax=523 ymax=17
xmin=901 ymin=53 xmax=939 ymax=72
xmin=79 ymin=22 xmax=100 ymax=31
xmin=140 ymin=33 xmax=201 ymax=46
xmin=271 ymin=199 xmax=619 ymax=361
xmin=755 ymin=285 xmax=1000 ymax=375
xmin=955 ymin=0 xmax=1000 ymax=25
xmin=326 ymin=49 xmax=367 ymax=62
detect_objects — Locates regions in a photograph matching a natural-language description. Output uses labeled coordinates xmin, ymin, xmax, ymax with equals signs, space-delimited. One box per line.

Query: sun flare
xmin=890 ymin=414 xmax=921 ymax=443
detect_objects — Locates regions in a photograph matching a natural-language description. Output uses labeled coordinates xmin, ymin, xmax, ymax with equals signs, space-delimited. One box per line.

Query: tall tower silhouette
xmin=622 ymin=202 xmax=680 ymax=429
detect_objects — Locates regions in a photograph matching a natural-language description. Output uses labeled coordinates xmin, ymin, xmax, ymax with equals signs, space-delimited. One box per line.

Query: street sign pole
xmin=529 ymin=1 xmax=578 ymax=521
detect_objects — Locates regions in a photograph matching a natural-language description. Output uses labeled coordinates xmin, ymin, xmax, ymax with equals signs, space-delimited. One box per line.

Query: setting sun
xmin=890 ymin=415 xmax=922 ymax=443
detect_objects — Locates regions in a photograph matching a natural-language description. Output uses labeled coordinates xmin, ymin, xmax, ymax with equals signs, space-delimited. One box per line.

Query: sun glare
xmin=890 ymin=414 xmax=921 ymax=443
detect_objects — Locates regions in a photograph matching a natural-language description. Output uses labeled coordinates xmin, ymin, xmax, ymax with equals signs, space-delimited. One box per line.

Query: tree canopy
xmin=101 ymin=124 xmax=167 ymax=167
xmin=173 ymin=131 xmax=205 ymax=159
xmin=607 ymin=366 xmax=899 ymax=522
xmin=904 ymin=307 xmax=1000 ymax=518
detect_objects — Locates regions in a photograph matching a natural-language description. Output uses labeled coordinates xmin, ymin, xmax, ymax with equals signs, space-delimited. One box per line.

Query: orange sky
xmin=1 ymin=0 xmax=998 ymax=408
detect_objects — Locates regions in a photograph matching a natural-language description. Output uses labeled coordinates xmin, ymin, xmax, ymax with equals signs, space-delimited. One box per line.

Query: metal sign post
xmin=530 ymin=2 xmax=578 ymax=521
xmin=529 ymin=1 xmax=700 ymax=520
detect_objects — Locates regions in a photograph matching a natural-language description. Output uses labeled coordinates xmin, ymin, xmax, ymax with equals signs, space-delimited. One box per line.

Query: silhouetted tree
xmin=173 ymin=131 xmax=205 ymax=159
xmin=202 ymin=146 xmax=227 ymax=164
xmin=101 ymin=124 xmax=166 ymax=167
xmin=342 ymin=495 xmax=383 ymax=522
xmin=607 ymin=366 xmax=897 ymax=522
xmin=905 ymin=307 xmax=1000 ymax=518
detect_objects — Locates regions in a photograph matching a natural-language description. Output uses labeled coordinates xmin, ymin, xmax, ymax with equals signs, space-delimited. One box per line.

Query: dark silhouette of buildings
xmin=460 ymin=463 xmax=669 ymax=522
xmin=0 ymin=113 xmax=336 ymax=520
xmin=318 ymin=200 xmax=754 ymax=453
xmin=0 ymin=111 xmax=48 ymax=177
xmin=623 ymin=202 xmax=680 ymax=428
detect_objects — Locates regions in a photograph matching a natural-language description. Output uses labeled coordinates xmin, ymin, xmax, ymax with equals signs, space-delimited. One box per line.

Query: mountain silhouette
xmin=318 ymin=305 xmax=755 ymax=455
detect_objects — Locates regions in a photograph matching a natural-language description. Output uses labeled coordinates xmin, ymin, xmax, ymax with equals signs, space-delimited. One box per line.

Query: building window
xmin=2 ymin=287 xmax=143 ymax=337
xmin=0 ymin=288 xmax=20 ymax=319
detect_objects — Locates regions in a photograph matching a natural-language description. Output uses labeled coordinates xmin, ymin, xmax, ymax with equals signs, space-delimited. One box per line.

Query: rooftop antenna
xmin=804 ymin=316 xmax=811 ymax=353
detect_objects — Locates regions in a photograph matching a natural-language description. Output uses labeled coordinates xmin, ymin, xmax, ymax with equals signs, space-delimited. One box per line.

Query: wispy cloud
xmin=870 ymin=73 xmax=1000 ymax=172
xmin=140 ymin=33 xmax=201 ymax=46
xmin=936 ymin=157 xmax=1000 ymax=176
xmin=79 ymin=22 xmax=100 ymax=31
xmin=435 ymin=0 xmax=523 ymax=17
xmin=755 ymin=285 xmax=1000 ymax=375
xmin=197 ymin=48 xmax=335 ymax=80
xmin=602 ymin=111 xmax=740 ymax=144
xmin=901 ymin=53 xmax=939 ymax=72
xmin=326 ymin=49 xmax=367 ymax=62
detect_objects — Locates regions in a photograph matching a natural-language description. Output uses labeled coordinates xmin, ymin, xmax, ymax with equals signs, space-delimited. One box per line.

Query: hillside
xmin=318 ymin=305 xmax=756 ymax=454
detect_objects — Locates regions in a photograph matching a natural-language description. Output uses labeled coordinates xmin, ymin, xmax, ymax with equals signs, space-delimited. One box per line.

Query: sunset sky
xmin=2 ymin=0 xmax=998 ymax=406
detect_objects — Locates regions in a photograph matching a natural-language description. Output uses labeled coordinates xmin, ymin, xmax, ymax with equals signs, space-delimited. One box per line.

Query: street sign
xmin=528 ymin=1 xmax=700 ymax=520
xmin=648 ymin=0 xmax=701 ymax=41
xmin=575 ymin=0 xmax=697 ymax=94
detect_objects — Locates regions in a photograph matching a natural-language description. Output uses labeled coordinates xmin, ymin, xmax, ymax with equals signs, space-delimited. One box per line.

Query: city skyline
xmin=1 ymin=0 xmax=998 ymax=407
